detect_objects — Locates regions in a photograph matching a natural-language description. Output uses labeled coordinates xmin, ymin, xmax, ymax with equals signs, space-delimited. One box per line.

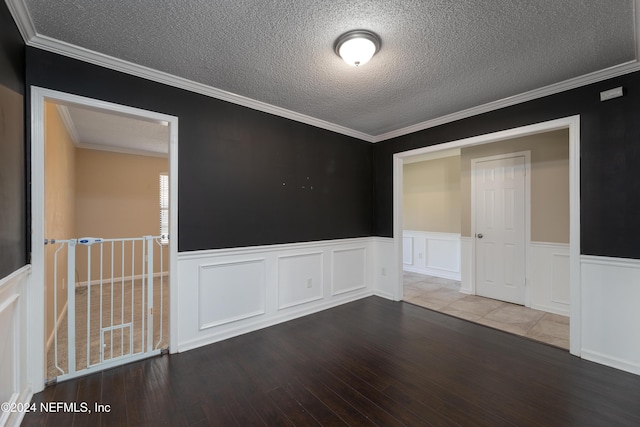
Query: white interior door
xmin=474 ymin=155 xmax=526 ymax=305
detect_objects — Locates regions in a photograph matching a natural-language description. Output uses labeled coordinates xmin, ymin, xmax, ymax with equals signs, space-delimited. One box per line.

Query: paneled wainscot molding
xmin=176 ymin=238 xmax=376 ymax=352
xmin=402 ymin=231 xmax=461 ymax=281
xmin=0 ymin=265 xmax=32 ymax=427
xmin=580 ymin=255 xmax=640 ymax=375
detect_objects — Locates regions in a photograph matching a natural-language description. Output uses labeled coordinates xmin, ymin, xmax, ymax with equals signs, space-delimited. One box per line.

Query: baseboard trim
xmin=45 ymin=299 xmax=69 ymax=354
xmin=581 ymin=349 xmax=640 ymax=376
xmin=403 ymin=265 xmax=461 ymax=281
xmin=177 ymin=290 xmax=374 ymax=353
xmin=373 ymin=290 xmax=395 ymax=300
xmin=530 ymin=302 xmax=569 ymax=317
xmin=2 ymin=387 xmax=33 ymax=427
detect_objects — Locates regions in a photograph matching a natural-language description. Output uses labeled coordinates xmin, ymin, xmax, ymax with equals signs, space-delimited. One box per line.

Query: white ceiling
xmin=11 ymin=0 xmax=640 ymax=142
xmin=56 ymin=103 xmax=169 ymax=156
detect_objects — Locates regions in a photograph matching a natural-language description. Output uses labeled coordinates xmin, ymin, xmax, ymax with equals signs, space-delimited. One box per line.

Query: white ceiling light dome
xmin=335 ymin=30 xmax=381 ymax=67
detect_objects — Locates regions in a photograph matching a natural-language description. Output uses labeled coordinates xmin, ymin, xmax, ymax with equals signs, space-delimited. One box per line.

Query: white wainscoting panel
xmin=372 ymin=237 xmax=396 ymax=300
xmin=460 ymin=237 xmax=473 ymax=294
xmin=402 ymin=231 xmax=461 ymax=281
xmin=278 ymin=253 xmax=323 ymax=309
xmin=332 ymin=248 xmax=366 ymax=296
xmin=580 ymin=256 xmax=640 ymax=375
xmin=530 ymin=242 xmax=570 ymax=316
xmin=198 ymin=259 xmax=266 ymax=330
xmin=0 ymin=265 xmax=32 ymax=427
xmin=176 ymin=238 xmax=374 ymax=352
xmin=402 ymin=237 xmax=413 ymax=265
xmin=427 ymin=238 xmax=459 ymax=272
xmin=0 ymin=291 xmax=18 ymax=425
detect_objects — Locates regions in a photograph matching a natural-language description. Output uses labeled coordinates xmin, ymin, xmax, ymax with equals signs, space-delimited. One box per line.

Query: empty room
xmin=2 ymin=1 xmax=640 ymax=426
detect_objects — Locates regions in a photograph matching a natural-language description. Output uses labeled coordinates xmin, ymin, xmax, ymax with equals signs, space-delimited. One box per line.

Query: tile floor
xmin=403 ymin=271 xmax=570 ymax=350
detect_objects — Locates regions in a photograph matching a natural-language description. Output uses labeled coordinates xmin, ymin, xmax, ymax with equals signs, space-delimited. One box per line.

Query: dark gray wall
xmin=0 ymin=1 xmax=26 ymax=278
xmin=13 ymin=4 xmax=640 ymax=261
xmin=26 ymin=48 xmax=373 ymax=252
xmin=373 ymin=72 xmax=640 ymax=260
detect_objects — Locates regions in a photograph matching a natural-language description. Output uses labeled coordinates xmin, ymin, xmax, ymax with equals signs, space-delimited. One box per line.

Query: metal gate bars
xmin=47 ymin=235 xmax=167 ymax=382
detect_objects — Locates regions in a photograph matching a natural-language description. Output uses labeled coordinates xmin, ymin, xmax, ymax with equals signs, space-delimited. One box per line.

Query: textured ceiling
xmin=22 ymin=0 xmax=638 ymax=139
xmin=62 ymin=104 xmax=169 ymax=156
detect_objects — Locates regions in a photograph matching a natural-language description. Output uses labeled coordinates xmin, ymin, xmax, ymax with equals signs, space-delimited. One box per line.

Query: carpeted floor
xmin=46 ymin=276 xmax=169 ymax=380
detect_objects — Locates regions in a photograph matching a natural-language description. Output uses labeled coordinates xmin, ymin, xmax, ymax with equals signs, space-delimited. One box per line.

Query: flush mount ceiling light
xmin=334 ymin=30 xmax=381 ymax=67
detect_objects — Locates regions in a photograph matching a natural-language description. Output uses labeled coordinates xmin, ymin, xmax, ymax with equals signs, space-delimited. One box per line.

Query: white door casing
xmin=472 ymin=153 xmax=529 ymax=305
xmin=30 ymin=86 xmax=179 ymax=393
xmin=393 ymin=116 xmax=580 ymax=356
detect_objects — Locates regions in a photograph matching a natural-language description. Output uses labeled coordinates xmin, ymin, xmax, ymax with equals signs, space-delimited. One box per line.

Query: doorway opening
xmin=30 ymin=87 xmax=179 ymax=385
xmin=393 ymin=116 xmax=580 ymax=356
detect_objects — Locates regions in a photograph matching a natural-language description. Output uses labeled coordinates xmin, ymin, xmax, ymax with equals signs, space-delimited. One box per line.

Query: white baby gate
xmin=46 ymin=235 xmax=168 ymax=382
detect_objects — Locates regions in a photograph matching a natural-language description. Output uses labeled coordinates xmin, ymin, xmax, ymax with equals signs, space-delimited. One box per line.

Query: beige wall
xmin=44 ymin=102 xmax=76 ymax=345
xmin=403 ymin=156 xmax=461 ymax=233
xmin=75 ymin=149 xmax=169 ymax=280
xmin=460 ymin=129 xmax=570 ymax=243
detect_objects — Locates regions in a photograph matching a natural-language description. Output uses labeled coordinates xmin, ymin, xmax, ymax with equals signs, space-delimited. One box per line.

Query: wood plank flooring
xmin=22 ymin=297 xmax=640 ymax=426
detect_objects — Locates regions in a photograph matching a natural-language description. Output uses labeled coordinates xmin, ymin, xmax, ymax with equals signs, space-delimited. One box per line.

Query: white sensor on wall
xmin=600 ymin=87 xmax=624 ymax=101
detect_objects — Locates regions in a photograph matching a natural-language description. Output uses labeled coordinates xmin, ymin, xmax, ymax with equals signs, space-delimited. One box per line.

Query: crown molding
xmin=25 ymin=33 xmax=376 ymax=143
xmin=4 ymin=0 xmax=36 ymax=41
xmin=55 ymin=104 xmax=167 ymax=157
xmin=371 ymin=60 xmax=640 ymax=143
xmin=8 ymin=0 xmax=640 ymax=144
xmin=74 ymin=142 xmax=168 ymax=158
xmin=373 ymin=0 xmax=640 ymax=142
xmin=54 ymin=105 xmax=80 ymax=145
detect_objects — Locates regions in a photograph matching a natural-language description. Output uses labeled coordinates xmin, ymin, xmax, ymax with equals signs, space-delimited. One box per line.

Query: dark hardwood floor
xmin=22 ymin=297 xmax=640 ymax=426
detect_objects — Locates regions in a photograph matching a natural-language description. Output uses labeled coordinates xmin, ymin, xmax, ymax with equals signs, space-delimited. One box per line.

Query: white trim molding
xmin=372 ymin=61 xmax=640 ymax=142
xmin=19 ymin=29 xmax=373 ymax=142
xmin=54 ymin=105 xmax=80 ymax=145
xmin=6 ymin=0 xmax=640 ymax=143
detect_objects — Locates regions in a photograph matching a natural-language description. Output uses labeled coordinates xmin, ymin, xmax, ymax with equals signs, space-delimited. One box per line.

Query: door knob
xmin=477 ymin=233 xmax=483 ymax=239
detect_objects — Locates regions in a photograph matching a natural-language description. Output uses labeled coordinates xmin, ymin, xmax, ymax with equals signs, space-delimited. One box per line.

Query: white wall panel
xmin=174 ymin=236 xmax=640 ymax=378
xmin=0 ymin=266 xmax=31 ymax=427
xmin=176 ymin=238 xmax=374 ymax=352
xmin=332 ymin=248 xmax=366 ymax=296
xmin=530 ymin=242 xmax=570 ymax=316
xmin=402 ymin=237 xmax=413 ymax=265
xmin=551 ymin=253 xmax=570 ymax=305
xmin=581 ymin=256 xmax=640 ymax=375
xmin=198 ymin=260 xmax=266 ymax=329
xmin=426 ymin=238 xmax=459 ymax=272
xmin=402 ymin=231 xmax=461 ymax=280
xmin=372 ymin=237 xmax=396 ymax=300
xmin=460 ymin=237 xmax=473 ymax=294
xmin=278 ymin=253 xmax=323 ymax=309
xmin=0 ymin=293 xmax=18 ymax=412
